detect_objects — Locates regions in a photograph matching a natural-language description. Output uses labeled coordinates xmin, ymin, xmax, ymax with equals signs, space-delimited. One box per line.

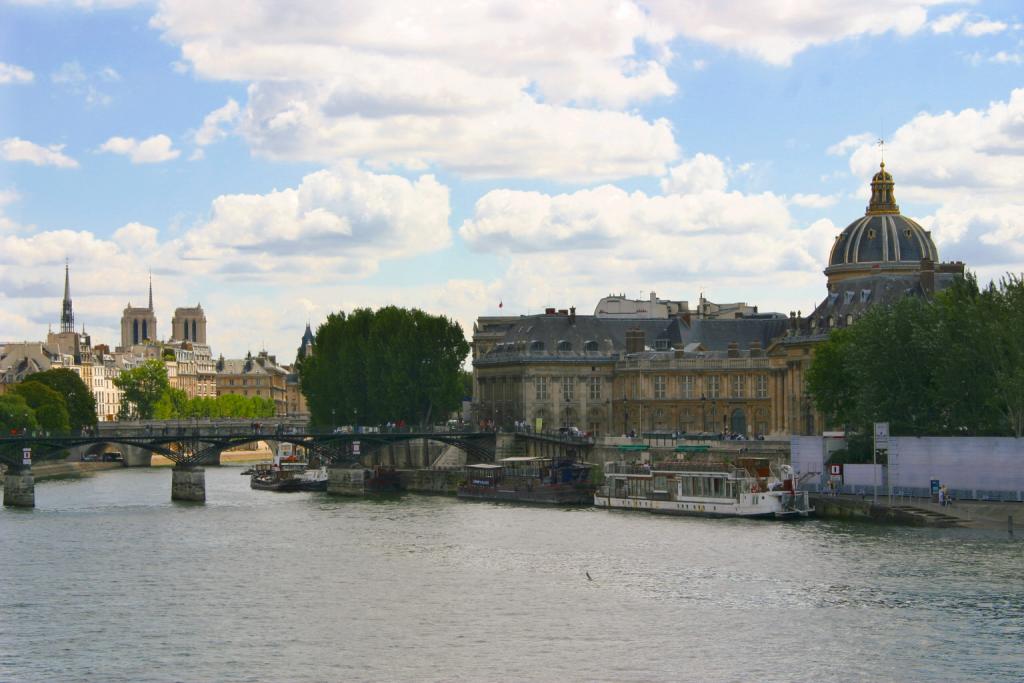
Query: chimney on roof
xmin=920 ymin=258 xmax=935 ymax=296
xmin=569 ymin=306 xmax=576 ymax=324
xmin=625 ymin=327 xmax=645 ymax=354
xmin=727 ymin=341 xmax=740 ymax=358
xmin=749 ymin=340 xmax=763 ymax=357
xmin=545 ymin=307 xmax=555 ymax=315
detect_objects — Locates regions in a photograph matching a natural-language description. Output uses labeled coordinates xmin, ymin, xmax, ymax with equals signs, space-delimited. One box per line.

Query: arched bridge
xmin=0 ymin=425 xmax=500 ymax=468
xmin=1 ymin=421 xmax=594 ymax=507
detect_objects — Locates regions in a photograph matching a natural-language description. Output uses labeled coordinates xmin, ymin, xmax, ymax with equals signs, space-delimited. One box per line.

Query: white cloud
xmin=193 ymin=98 xmax=240 ymax=148
xmin=789 ymin=193 xmax=840 ymax=209
xmin=181 ymin=162 xmax=451 ymax=279
xmin=1 ymin=137 xmax=79 ymax=168
xmin=150 ymin=1 xmax=958 ymax=181
xmin=458 ymin=181 xmax=835 ymax=296
xmin=990 ymin=51 xmax=1024 ymax=65
xmin=834 ymin=88 xmax=1024 ymax=269
xmin=827 ymin=132 xmax=877 ymax=156
xmin=641 ymin=0 xmax=950 ymax=67
xmin=0 ymin=62 xmax=34 ymax=84
xmin=661 ymin=153 xmax=728 ymax=194
xmin=929 ymin=11 xmax=967 ymax=33
xmin=239 ymin=81 xmax=678 ymax=181
xmin=49 ymin=60 xmax=120 ymax=106
xmin=98 ymin=134 xmax=181 ymax=163
xmin=148 ymin=0 xmax=684 ymax=180
xmin=963 ymin=19 xmax=1008 ymax=37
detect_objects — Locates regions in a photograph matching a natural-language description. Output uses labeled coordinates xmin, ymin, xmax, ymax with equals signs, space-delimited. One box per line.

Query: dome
xmin=826 ymin=163 xmax=938 ymax=270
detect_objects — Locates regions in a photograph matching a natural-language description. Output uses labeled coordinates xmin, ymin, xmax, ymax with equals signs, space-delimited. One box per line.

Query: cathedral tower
xmin=119 ymin=274 xmax=158 ymax=350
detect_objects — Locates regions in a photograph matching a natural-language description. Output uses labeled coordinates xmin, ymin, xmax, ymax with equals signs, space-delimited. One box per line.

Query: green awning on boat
xmin=675 ymin=445 xmax=711 ymax=453
xmin=616 ymin=445 xmax=648 ymax=452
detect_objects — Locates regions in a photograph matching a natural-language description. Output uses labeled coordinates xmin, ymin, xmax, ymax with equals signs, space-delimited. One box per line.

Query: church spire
xmin=148 ymin=270 xmax=153 ymax=311
xmin=60 ymin=259 xmax=74 ymax=333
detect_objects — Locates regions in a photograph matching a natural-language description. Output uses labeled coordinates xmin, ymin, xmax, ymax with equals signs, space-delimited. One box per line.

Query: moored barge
xmin=458 ymin=455 xmax=594 ymax=504
xmin=595 ymin=458 xmax=812 ymax=518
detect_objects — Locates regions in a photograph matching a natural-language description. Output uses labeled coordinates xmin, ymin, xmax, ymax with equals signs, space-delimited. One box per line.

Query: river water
xmin=2 ymin=466 xmax=1022 ymax=682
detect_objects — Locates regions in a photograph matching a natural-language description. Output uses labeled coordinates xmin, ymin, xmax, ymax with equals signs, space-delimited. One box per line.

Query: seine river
xmin=2 ymin=467 xmax=1022 ymax=682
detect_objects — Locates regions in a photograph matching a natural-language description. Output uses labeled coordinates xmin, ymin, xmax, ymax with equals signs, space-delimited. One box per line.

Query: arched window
xmin=142 ymin=320 xmax=148 ymax=340
xmin=192 ymin=319 xmax=197 ymax=340
xmin=132 ymin=319 xmax=139 ymax=345
xmin=584 ymin=340 xmax=599 ymax=352
xmin=530 ymin=340 xmax=545 ymax=352
xmin=557 ymin=340 xmax=572 ymax=352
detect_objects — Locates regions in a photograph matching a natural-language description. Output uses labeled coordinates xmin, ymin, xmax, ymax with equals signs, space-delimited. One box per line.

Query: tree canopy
xmin=299 ymin=306 xmax=470 ymax=427
xmin=153 ymin=389 xmax=275 ymax=419
xmin=11 ymin=381 xmax=71 ymax=433
xmin=0 ymin=393 xmax=39 ymax=435
xmin=807 ymin=274 xmax=1024 ymax=439
xmin=114 ymin=359 xmax=171 ymax=420
xmin=25 ymin=367 xmax=97 ymax=431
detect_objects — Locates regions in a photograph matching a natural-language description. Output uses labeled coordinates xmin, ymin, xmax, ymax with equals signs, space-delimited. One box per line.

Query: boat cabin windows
xmin=627 ymin=477 xmax=652 ymax=498
xmin=653 ymin=474 xmax=669 ymax=493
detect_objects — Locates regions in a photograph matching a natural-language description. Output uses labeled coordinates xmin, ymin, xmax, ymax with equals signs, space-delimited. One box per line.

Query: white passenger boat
xmin=594 ymin=458 xmax=812 ymax=518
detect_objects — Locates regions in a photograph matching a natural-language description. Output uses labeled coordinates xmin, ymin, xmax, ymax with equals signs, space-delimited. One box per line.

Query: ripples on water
xmin=1 ymin=468 xmax=1022 ymax=682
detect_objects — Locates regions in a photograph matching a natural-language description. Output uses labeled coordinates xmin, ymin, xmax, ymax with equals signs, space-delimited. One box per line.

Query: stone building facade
xmin=472 ymin=164 xmax=965 ymax=438
xmin=215 ymin=351 xmax=288 ymax=415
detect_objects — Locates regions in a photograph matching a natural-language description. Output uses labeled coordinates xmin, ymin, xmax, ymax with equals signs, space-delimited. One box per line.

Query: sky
xmin=1 ymin=0 xmax=1023 ymax=361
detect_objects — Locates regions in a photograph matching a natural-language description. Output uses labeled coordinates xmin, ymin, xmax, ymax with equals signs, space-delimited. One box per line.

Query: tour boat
xmin=249 ymin=443 xmax=327 ymax=492
xmin=249 ymin=461 xmax=328 ymax=492
xmin=457 ymin=455 xmax=595 ymax=505
xmin=594 ymin=457 xmax=812 ymax=518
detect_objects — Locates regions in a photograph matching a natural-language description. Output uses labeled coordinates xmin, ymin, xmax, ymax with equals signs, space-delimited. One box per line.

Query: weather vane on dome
xmin=877 ymin=137 xmax=885 ymax=164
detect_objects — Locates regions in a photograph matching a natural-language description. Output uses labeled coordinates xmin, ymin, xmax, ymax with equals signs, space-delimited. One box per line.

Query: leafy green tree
xmin=11 ymin=381 xmax=71 ymax=433
xmin=114 ymin=360 xmax=171 ymax=420
xmin=0 ymin=393 xmax=39 ymax=435
xmin=300 ymin=306 xmax=470 ymax=427
xmin=153 ymin=388 xmax=189 ymax=420
xmin=25 ymin=368 xmax=97 ymax=431
xmin=808 ymin=273 xmax=1024 ymax=438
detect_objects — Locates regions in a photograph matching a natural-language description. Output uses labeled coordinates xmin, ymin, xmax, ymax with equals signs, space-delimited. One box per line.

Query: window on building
xmin=589 ymin=377 xmax=601 ymax=401
xmin=731 ymin=375 xmax=745 ymax=398
xmin=535 ymin=377 xmax=548 ymax=401
xmin=584 ymin=340 xmax=599 ymax=352
xmin=681 ymin=375 xmax=695 ymax=399
xmin=755 ymin=375 xmax=768 ymax=399
xmin=557 ymin=340 xmax=572 ymax=352
xmin=654 ymin=375 xmax=666 ymax=399
xmin=562 ymin=376 xmax=574 ymax=403
xmin=706 ymin=375 xmax=720 ymax=399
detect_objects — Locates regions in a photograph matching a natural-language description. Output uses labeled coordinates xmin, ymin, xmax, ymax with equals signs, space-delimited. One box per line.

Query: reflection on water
xmin=2 ymin=467 xmax=1021 ymax=682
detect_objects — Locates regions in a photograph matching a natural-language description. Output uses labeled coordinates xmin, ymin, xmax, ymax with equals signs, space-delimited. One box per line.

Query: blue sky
xmin=2 ymin=0 xmax=1023 ymax=359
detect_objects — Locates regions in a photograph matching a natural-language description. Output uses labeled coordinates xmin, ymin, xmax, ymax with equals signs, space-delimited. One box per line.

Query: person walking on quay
xmin=938 ymin=485 xmax=946 ymax=507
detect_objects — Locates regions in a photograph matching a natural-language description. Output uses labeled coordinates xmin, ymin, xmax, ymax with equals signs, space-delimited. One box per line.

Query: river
xmin=2 ymin=466 xmax=1022 ymax=682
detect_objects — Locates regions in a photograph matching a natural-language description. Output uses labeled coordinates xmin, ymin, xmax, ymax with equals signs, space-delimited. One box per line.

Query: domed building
xmin=811 ymin=163 xmax=964 ymax=332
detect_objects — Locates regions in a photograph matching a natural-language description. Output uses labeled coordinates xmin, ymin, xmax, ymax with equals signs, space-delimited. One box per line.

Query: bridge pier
xmin=3 ymin=465 xmax=34 ymax=507
xmin=171 ymin=465 xmax=206 ymax=502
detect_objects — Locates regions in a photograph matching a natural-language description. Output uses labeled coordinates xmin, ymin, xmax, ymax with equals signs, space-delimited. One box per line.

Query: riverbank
xmin=811 ymin=493 xmax=1022 ymax=530
xmin=9 ymin=461 xmax=124 ymax=481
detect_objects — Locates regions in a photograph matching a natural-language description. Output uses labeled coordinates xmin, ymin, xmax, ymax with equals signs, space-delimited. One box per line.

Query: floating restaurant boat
xmin=595 ymin=457 xmax=812 ymax=518
xmin=457 ymin=455 xmax=595 ymax=505
xmin=249 ymin=443 xmax=327 ymax=492
xmin=249 ymin=461 xmax=328 ymax=492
